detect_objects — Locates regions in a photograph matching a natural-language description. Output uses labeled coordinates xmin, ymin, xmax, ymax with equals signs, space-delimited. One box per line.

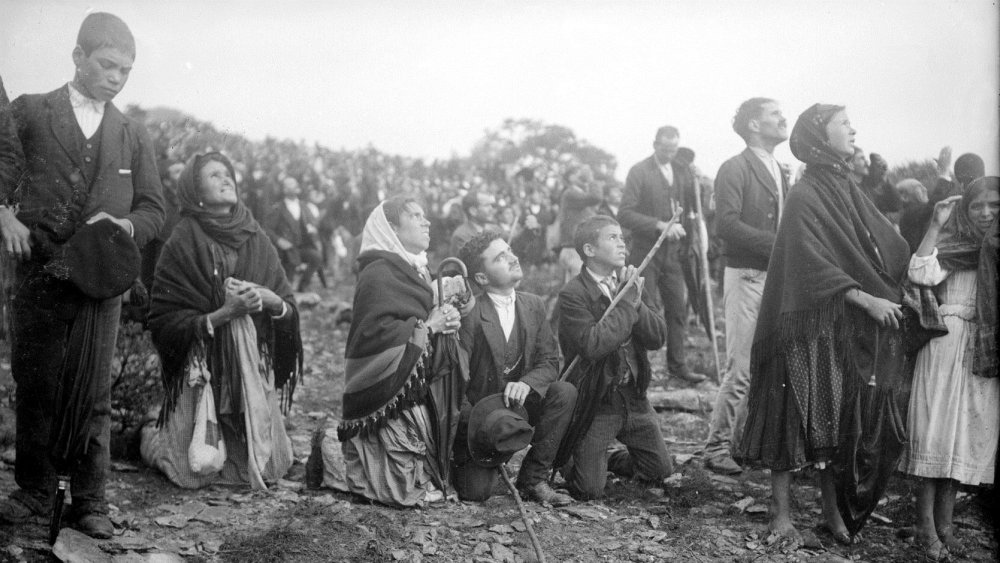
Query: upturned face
xmin=850 ymin=150 xmax=869 ymax=177
xmin=393 ymin=203 xmax=431 ymax=253
xmin=586 ymin=224 xmax=628 ymax=270
xmin=824 ymin=110 xmax=856 ymax=159
xmin=72 ymin=46 xmax=133 ymax=102
xmin=198 ymin=160 xmax=238 ymax=215
xmin=476 ymin=238 xmax=523 ymax=290
xmin=755 ymin=102 xmax=788 ymax=144
xmin=968 ymin=189 xmax=1000 ymax=232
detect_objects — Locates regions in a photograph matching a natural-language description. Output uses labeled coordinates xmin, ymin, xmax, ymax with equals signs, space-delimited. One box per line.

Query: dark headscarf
xmin=176 ymin=152 xmax=260 ymax=249
xmin=789 ymin=103 xmax=852 ymax=177
xmin=937 ymin=176 xmax=999 ymax=271
xmin=936 ymin=176 xmax=999 ymax=377
xmin=753 ymin=103 xmax=911 ymax=352
xmin=150 ymin=153 xmax=301 ymax=421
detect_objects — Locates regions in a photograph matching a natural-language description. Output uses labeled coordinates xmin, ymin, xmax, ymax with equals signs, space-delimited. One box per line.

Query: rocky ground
xmin=0 ymin=271 xmax=997 ymax=563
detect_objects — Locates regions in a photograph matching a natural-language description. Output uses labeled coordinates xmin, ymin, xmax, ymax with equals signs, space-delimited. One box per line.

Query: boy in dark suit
xmin=454 ymin=231 xmax=576 ymax=505
xmin=0 ymin=13 xmax=164 ymax=538
xmin=557 ymin=215 xmax=672 ymax=500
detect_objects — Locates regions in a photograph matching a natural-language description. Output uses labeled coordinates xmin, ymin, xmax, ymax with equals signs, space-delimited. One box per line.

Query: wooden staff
xmin=498 ymin=463 xmax=547 ymax=563
xmin=692 ymin=178 xmax=722 ymax=383
xmin=558 ymin=209 xmax=679 ymax=383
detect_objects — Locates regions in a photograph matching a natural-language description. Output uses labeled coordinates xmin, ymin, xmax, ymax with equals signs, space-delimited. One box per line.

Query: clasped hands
xmin=222 ymin=277 xmax=284 ymax=317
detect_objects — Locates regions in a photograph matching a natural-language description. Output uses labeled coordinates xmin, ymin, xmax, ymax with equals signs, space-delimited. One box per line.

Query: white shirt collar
xmin=585 ymin=267 xmax=618 ymax=298
xmin=487 ymin=290 xmax=516 ymax=309
xmin=285 ymin=198 xmax=302 ymax=220
xmin=67 ymin=82 xmax=106 ymax=113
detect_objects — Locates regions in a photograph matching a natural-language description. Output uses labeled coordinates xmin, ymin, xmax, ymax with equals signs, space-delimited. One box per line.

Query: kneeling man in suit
xmin=453 ymin=231 xmax=576 ymax=505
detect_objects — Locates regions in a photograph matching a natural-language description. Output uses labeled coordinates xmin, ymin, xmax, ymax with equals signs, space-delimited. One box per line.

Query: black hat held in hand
xmin=467 ymin=393 xmax=534 ymax=468
xmin=44 ymin=218 xmax=140 ymax=299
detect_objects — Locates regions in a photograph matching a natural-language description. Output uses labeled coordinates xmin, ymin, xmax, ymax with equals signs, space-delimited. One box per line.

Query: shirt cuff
xmin=123 ymin=218 xmax=135 ymax=237
xmin=271 ymin=301 xmax=288 ymax=319
xmin=205 ymin=315 xmax=215 ymax=338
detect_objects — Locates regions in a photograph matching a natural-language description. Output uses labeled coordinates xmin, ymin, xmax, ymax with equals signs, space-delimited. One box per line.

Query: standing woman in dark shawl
xmin=142 ymin=152 xmax=301 ymax=489
xmin=899 ymin=177 xmax=998 ymax=561
xmin=736 ymin=105 xmax=912 ymax=544
xmin=338 ymin=196 xmax=467 ymax=507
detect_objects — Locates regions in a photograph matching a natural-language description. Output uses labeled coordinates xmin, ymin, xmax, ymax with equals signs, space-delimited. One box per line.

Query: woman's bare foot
xmin=769 ymin=516 xmax=803 ymax=547
xmin=936 ymin=525 xmax=963 ymax=557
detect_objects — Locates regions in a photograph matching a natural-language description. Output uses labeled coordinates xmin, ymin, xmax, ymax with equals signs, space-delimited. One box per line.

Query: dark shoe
xmin=673 ymin=371 xmax=707 ymax=384
xmin=705 ymin=455 xmax=742 ymax=475
xmin=0 ymin=493 xmax=46 ymax=525
xmin=519 ymin=481 xmax=572 ymax=507
xmin=73 ymin=512 xmax=113 ymax=539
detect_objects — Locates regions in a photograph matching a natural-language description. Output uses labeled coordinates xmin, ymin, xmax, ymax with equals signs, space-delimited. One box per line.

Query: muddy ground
xmin=0 ymin=270 xmax=997 ymax=563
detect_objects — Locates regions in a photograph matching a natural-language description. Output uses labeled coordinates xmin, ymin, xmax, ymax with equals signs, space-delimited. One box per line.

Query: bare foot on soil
xmin=768 ymin=516 xmax=803 ymax=548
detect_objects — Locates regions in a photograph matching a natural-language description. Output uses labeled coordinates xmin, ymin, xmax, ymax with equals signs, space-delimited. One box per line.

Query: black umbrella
xmin=48 ymin=301 xmax=106 ymax=543
xmin=832 ymin=325 xmax=909 ymax=537
xmin=423 ymin=258 xmax=471 ymax=492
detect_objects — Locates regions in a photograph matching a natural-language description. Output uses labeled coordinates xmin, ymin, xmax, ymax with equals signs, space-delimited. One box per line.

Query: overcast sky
xmin=2 ymin=0 xmax=998 ymax=179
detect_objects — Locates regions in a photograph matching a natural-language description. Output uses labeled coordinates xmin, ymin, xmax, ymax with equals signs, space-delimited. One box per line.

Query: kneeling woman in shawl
xmin=338 ymin=196 xmax=466 ymax=507
xmin=736 ymin=105 xmax=912 ymax=544
xmin=142 ymin=152 xmax=302 ymax=489
xmin=900 ymin=177 xmax=998 ymax=561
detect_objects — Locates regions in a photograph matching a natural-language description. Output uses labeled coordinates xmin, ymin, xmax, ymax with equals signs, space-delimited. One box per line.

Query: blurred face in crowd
xmin=607 ymin=185 xmax=623 ymax=206
xmin=968 ymin=188 xmax=1000 ymax=232
xmin=475 ymin=238 xmax=523 ymax=291
xmin=753 ymin=102 xmax=788 ymax=144
xmin=198 ymin=160 xmax=238 ymax=215
xmin=282 ymin=176 xmax=301 ymax=199
xmin=72 ymin=45 xmax=133 ymax=102
xmin=850 ymin=148 xmax=869 ymax=177
xmin=393 ymin=202 xmax=431 ymax=254
xmin=908 ymin=184 xmax=928 ymax=205
xmin=167 ymin=162 xmax=185 ymax=184
xmin=653 ymin=134 xmax=679 ymax=164
xmin=471 ymin=193 xmax=497 ymax=224
xmin=569 ymin=165 xmax=594 ymax=187
xmin=824 ymin=110 xmax=856 ymax=159
xmin=585 ymin=224 xmax=628 ymax=272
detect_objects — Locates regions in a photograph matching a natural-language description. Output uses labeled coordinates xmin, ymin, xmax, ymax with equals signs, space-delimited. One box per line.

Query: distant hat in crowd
xmin=675 ymin=147 xmax=696 ymax=167
xmin=954 ymin=153 xmax=985 ymax=186
xmin=895 ymin=179 xmax=928 ymax=205
xmin=467 ymin=393 xmax=534 ymax=468
xmin=45 ymin=219 xmax=140 ymax=300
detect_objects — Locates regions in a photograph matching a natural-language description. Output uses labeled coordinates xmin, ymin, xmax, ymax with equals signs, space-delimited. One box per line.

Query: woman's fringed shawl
xmin=750 ymin=104 xmax=911 ymax=369
xmin=148 ymin=154 xmax=302 ymax=424
xmin=337 ymin=249 xmax=433 ymax=440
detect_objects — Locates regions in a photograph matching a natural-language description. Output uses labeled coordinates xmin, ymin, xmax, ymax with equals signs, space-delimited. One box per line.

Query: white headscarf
xmin=360 ymin=202 xmax=430 ymax=277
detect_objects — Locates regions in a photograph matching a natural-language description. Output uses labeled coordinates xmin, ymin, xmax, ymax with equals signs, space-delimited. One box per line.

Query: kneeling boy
xmin=557 ymin=215 xmax=673 ymax=499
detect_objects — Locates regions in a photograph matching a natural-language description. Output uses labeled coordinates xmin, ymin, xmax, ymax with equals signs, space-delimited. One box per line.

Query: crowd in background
xmin=130 ymin=105 xmax=956 ymax=300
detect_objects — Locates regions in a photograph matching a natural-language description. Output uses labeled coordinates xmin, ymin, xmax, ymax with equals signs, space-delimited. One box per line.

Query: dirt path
xmin=0 ymin=281 xmax=996 ymax=562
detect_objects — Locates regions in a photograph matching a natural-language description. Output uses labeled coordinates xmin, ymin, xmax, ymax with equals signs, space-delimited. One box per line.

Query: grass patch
xmin=220 ymin=527 xmax=328 ymax=563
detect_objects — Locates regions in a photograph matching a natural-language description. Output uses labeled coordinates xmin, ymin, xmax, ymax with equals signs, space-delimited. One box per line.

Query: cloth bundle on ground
xmin=142 ymin=153 xmax=301 ymax=489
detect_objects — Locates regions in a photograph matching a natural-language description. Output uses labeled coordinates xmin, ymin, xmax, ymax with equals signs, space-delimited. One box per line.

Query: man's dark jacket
xmin=618 ymin=155 xmax=697 ymax=260
xmin=458 ymin=291 xmax=559 ymax=406
xmin=714 ymin=148 xmax=788 ymax=271
xmin=558 ymin=271 xmax=665 ymax=399
xmin=9 ymin=86 xmax=164 ymax=247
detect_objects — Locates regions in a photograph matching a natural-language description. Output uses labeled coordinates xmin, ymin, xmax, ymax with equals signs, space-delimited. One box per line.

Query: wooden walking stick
xmin=692 ymin=179 xmax=722 ymax=384
xmin=497 ymin=463 xmax=547 ymax=563
xmin=558 ymin=205 xmax=680 ymax=383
